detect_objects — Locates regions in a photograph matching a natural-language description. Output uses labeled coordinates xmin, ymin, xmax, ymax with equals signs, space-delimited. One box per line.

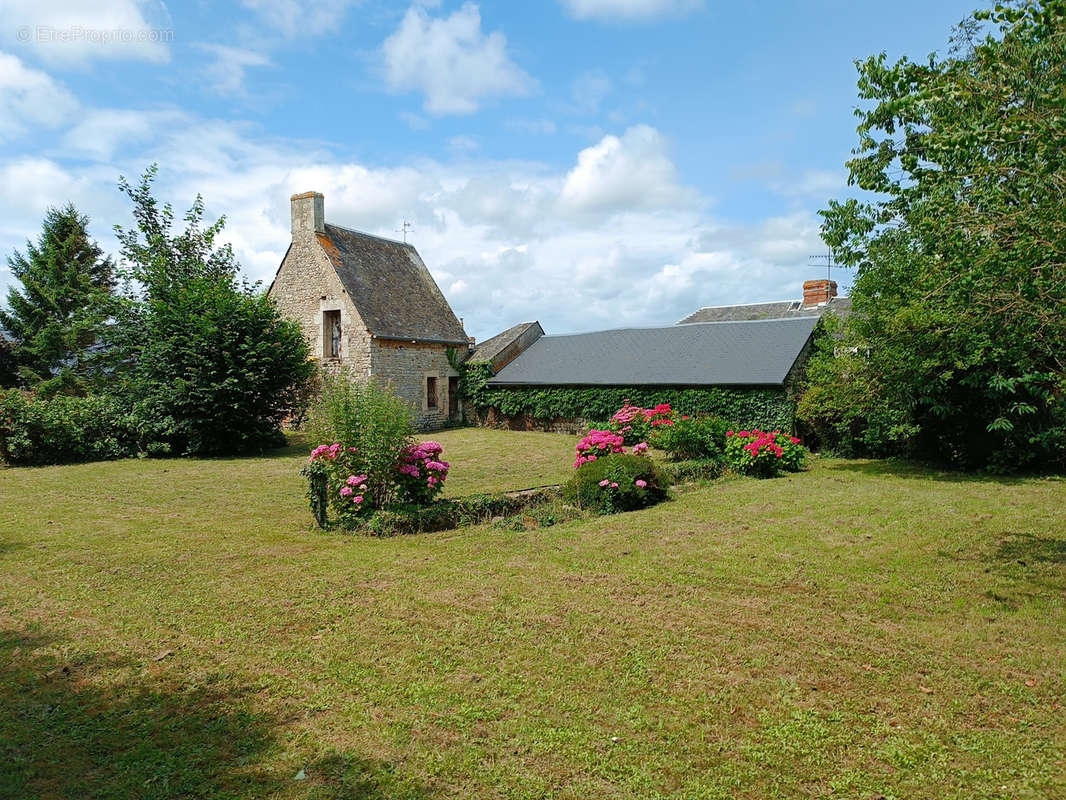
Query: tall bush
xmin=109 ymin=166 xmax=312 ymax=455
xmin=306 ymin=374 xmax=416 ymax=508
xmin=814 ymin=3 xmax=1066 ymax=471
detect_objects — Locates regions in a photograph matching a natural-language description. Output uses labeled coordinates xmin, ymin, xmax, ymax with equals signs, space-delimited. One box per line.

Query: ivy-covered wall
xmin=458 ymin=360 xmax=796 ymax=431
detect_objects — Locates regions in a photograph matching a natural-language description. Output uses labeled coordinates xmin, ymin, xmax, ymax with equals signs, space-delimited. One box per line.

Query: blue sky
xmin=0 ymin=0 xmax=978 ymax=339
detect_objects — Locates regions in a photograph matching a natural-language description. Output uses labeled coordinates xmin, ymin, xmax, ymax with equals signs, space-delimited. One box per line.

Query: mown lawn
xmin=1 ymin=429 xmax=1064 ymax=799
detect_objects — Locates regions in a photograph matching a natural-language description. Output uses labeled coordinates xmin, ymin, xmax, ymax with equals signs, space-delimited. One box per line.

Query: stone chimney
xmin=802 ymin=278 xmax=838 ymax=307
xmin=290 ymin=191 xmax=324 ymax=236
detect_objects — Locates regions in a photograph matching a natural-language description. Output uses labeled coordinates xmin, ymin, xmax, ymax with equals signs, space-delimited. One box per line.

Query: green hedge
xmin=0 ymin=390 xmax=139 ymax=466
xmin=471 ymin=385 xmax=795 ymax=432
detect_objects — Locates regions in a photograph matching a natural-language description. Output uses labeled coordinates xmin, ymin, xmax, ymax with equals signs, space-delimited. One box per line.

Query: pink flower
xmin=353 ymin=495 xmax=363 ymax=504
xmin=611 ymin=482 xmax=619 ymax=488
xmin=633 ymin=442 xmax=649 ymax=454
xmin=427 ymin=476 xmax=438 ymax=485
xmin=599 ymin=479 xmax=610 ymax=487
xmin=339 ymin=486 xmax=353 ymax=497
xmin=635 ymin=479 xmax=647 ymax=488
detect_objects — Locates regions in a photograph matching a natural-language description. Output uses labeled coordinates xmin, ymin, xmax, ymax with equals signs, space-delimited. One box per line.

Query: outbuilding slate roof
xmin=677 ymin=296 xmax=851 ymax=324
xmin=318 ymin=224 xmax=469 ymax=344
xmin=487 ymin=316 xmax=820 ymax=387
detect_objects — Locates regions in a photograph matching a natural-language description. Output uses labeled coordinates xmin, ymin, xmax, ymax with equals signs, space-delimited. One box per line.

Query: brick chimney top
xmin=290 ymin=191 xmax=324 ymax=236
xmin=802 ymin=279 xmax=838 ymax=307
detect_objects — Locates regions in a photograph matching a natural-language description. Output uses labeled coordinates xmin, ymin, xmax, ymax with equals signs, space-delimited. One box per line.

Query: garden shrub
xmin=573 ymin=428 xmax=630 ymax=467
xmin=724 ymin=429 xmax=808 ymax=478
xmin=0 ymin=389 xmax=138 ymax=465
xmin=110 ymin=168 xmax=313 ymax=457
xmin=307 ymin=375 xmax=418 ymax=508
xmin=606 ymin=400 xmax=676 ymax=445
xmin=302 ymin=377 xmax=461 ymax=528
xmin=395 ymin=440 xmax=450 ymax=505
xmin=563 ymin=454 xmax=670 ymax=515
xmin=660 ymin=459 xmax=724 ymax=484
xmin=652 ymin=415 xmax=729 ymax=462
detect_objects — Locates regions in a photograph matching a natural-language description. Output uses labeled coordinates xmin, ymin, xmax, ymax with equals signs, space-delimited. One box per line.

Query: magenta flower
xmin=353 ymin=495 xmax=363 ymax=504
xmin=610 ymin=482 xmax=619 ymax=489
xmin=339 ymin=486 xmax=353 ymax=497
xmin=635 ymin=479 xmax=647 ymax=488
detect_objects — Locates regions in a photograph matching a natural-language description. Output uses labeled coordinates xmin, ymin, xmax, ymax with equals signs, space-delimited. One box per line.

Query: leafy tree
xmin=0 ymin=204 xmax=115 ymax=395
xmin=110 ymin=165 xmax=313 ymax=455
xmin=807 ymin=1 xmax=1066 ymax=471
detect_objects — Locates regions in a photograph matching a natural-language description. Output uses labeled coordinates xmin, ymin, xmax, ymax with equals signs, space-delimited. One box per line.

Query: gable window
xmin=426 ymin=376 xmax=438 ymax=408
xmin=323 ymin=310 xmax=341 ymax=358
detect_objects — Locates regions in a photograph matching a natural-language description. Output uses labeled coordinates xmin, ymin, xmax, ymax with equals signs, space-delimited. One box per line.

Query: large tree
xmin=0 ymin=204 xmax=115 ymax=395
xmin=110 ymin=165 xmax=313 ymax=455
xmin=803 ymin=1 xmax=1066 ymax=471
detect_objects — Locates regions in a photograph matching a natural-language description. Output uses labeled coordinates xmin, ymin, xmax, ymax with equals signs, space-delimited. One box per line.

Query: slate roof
xmin=677 ymin=296 xmax=851 ymax=325
xmin=487 ymin=317 xmax=819 ymax=387
xmin=318 ymin=224 xmax=468 ymax=344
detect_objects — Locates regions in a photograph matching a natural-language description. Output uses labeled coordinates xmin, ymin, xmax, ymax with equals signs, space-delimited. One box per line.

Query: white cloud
xmin=447 ymin=135 xmax=480 ymax=154
xmin=0 ymin=51 xmax=78 ymax=140
xmin=62 ymin=109 xmax=189 ymax=160
xmin=560 ymin=124 xmax=696 ymax=213
xmin=771 ymin=168 xmax=847 ymax=199
xmin=382 ymin=2 xmax=536 ymax=115
xmin=571 ymin=69 xmax=612 ymax=113
xmin=0 ymin=0 xmax=171 ymax=64
xmin=560 ymin=0 xmax=702 ymax=22
xmin=0 ymin=113 xmax=831 ymax=341
xmin=196 ymin=44 xmax=272 ymax=95
xmin=398 ymin=110 xmax=431 ymax=130
xmin=507 ymin=118 xmax=557 ymax=135
xmin=239 ymin=0 xmax=360 ymax=37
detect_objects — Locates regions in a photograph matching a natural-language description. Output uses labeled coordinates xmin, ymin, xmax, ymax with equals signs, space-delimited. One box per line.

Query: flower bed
xmin=724 ymin=429 xmax=808 ymax=477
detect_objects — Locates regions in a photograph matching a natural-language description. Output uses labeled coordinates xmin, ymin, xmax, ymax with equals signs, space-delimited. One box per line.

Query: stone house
xmin=267 ymin=192 xmax=470 ymax=429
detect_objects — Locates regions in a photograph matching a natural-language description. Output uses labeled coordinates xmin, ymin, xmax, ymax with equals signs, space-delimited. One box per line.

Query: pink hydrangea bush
xmin=303 ymin=438 xmax=451 ymax=529
xmin=303 ymin=443 xmax=373 ymax=528
xmin=396 ymin=440 xmax=450 ymax=505
xmin=724 ymin=429 xmax=808 ymax=477
xmin=574 ymin=428 xmax=626 ymax=467
xmin=606 ymin=400 xmax=685 ymax=445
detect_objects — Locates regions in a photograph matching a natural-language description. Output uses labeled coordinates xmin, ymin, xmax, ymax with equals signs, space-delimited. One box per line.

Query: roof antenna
xmin=808 ymin=247 xmax=836 ymax=283
xmin=396 ymin=219 xmax=414 ymax=243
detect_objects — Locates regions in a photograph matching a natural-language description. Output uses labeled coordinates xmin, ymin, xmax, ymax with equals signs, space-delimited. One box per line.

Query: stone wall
xmin=468 ymin=407 xmax=592 ymax=435
xmin=268 ymin=236 xmax=372 ymax=377
xmin=370 ymin=339 xmax=462 ymax=430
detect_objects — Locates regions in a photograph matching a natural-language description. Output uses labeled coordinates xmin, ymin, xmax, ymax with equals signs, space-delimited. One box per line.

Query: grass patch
xmin=1 ymin=437 xmax=1064 ymax=798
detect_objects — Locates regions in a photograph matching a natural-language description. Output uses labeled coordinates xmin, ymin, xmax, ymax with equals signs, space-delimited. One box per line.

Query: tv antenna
xmin=808 ymin=248 xmax=837 ymax=282
xmin=396 ymin=219 xmax=414 ymax=243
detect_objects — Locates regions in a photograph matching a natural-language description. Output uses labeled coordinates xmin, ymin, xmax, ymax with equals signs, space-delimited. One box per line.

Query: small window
xmin=426 ymin=376 xmax=438 ymax=408
xmin=323 ymin=310 xmax=341 ymax=358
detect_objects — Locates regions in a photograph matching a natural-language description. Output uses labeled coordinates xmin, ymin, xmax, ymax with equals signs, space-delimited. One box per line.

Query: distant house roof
xmin=487 ymin=317 xmax=820 ymax=387
xmin=318 ymin=224 xmax=469 ymax=345
xmin=677 ymin=296 xmax=851 ymax=325
xmin=469 ymin=321 xmax=544 ymax=371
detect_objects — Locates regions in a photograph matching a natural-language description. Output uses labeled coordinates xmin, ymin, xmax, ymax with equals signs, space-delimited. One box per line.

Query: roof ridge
xmin=324 ymin=221 xmax=413 ymax=249
xmin=688 ymin=299 xmax=797 ymax=312
xmin=542 ymin=317 xmax=813 ymax=338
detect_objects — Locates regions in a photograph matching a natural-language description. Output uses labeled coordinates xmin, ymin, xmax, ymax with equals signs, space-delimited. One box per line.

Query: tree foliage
xmin=808 ymin=1 xmax=1066 ymax=471
xmin=0 ymin=204 xmax=115 ymax=395
xmin=109 ymin=165 xmax=313 ymax=455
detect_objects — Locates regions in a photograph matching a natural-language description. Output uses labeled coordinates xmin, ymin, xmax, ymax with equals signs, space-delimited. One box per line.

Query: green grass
xmin=1 ymin=430 xmax=1064 ymax=799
